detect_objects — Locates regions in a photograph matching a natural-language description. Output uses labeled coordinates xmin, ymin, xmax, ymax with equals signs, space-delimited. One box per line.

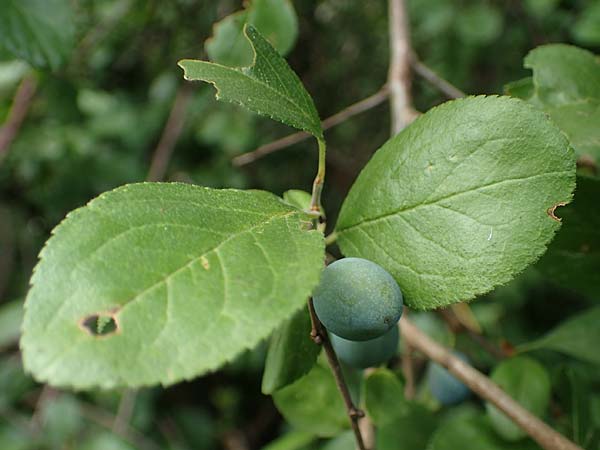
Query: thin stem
xmin=79 ymin=401 xmax=162 ymax=450
xmin=400 ymin=316 xmax=583 ymax=450
xmin=411 ymin=57 xmax=466 ymax=99
xmin=307 ymin=299 xmax=368 ymax=450
xmin=0 ymin=75 xmax=37 ymax=161
xmin=113 ymin=390 xmax=138 ymax=436
xmin=309 ymin=138 xmax=327 ymax=219
xmin=147 ymin=84 xmax=193 ymax=181
xmin=324 ymin=232 xmax=338 ymax=247
xmin=438 ymin=307 xmax=508 ymax=360
xmin=232 ymin=87 xmax=389 ymax=166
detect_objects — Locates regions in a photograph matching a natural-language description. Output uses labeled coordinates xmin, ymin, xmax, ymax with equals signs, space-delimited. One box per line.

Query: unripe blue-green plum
xmin=427 ymin=352 xmax=470 ymax=405
xmin=312 ymin=258 xmax=403 ymax=341
xmin=330 ymin=325 xmax=399 ymax=369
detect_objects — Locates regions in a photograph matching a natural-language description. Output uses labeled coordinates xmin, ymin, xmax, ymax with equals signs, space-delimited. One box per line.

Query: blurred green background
xmin=1 ymin=0 xmax=599 ymax=449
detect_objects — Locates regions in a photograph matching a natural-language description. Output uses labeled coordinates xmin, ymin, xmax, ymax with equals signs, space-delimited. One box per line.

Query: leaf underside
xmin=336 ymin=96 xmax=575 ymax=310
xmin=21 ymin=183 xmax=324 ymax=389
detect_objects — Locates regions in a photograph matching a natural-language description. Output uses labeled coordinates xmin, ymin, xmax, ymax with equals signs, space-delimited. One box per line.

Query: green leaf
xmin=21 ymin=183 xmax=324 ymax=389
xmin=335 ymin=96 xmax=575 ymax=310
xmin=179 ymin=25 xmax=323 ymax=140
xmin=273 ymin=358 xmax=349 ymax=437
xmin=485 ymin=356 xmax=551 ymax=441
xmin=518 ymin=307 xmax=600 ymax=365
xmin=522 ymin=45 xmax=600 ymax=163
xmin=206 ymin=0 xmax=298 ymax=67
xmin=572 ymin=3 xmax=600 ymax=46
xmin=0 ymin=0 xmax=75 ymax=70
xmin=262 ymin=307 xmax=321 ymax=394
xmin=429 ymin=408 xmax=540 ymax=450
xmin=0 ymin=300 xmax=23 ymax=349
xmin=283 ymin=190 xmax=313 ymax=211
xmin=320 ymin=431 xmax=355 ymax=450
xmin=378 ymin=403 xmax=438 ymax=450
xmin=554 ymin=366 xmax=600 ymax=448
xmin=261 ymin=430 xmax=316 ymax=450
xmin=365 ymin=368 xmax=437 ymax=450
xmin=536 ymin=177 xmax=600 ymax=299
xmin=503 ymin=77 xmax=534 ymax=101
xmin=454 ymin=4 xmax=503 ymax=45
xmin=364 ymin=368 xmax=409 ymax=426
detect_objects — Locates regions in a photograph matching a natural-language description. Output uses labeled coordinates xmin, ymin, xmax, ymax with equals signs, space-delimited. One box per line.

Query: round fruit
xmin=330 ymin=326 xmax=399 ymax=369
xmin=312 ymin=258 xmax=403 ymax=341
xmin=426 ymin=352 xmax=470 ymax=405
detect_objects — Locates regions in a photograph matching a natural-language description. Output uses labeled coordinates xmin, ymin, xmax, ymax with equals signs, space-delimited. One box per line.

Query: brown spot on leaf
xmin=547 ymin=202 xmax=567 ymax=222
xmin=201 ymin=256 xmax=210 ymax=270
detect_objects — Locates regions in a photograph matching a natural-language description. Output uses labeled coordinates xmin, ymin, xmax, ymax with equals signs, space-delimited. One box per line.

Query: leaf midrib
xmin=184 ymin=60 xmax=320 ymax=137
xmin=337 ymin=170 xmax=572 ymax=234
xmin=41 ymin=210 xmax=297 ymax=334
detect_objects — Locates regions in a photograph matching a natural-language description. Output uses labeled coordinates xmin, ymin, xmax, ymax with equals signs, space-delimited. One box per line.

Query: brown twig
xmin=146 ymin=84 xmax=193 ymax=181
xmin=411 ymin=57 xmax=466 ymax=99
xmin=0 ymin=75 xmax=37 ymax=160
xmin=388 ymin=0 xmax=418 ymax=134
xmin=400 ymin=316 xmax=583 ymax=450
xmin=113 ymin=390 xmax=137 ymax=436
xmin=232 ymin=87 xmax=390 ymax=167
xmin=438 ymin=307 xmax=508 ymax=360
xmin=307 ymin=299 xmax=368 ymax=450
xmin=401 ymin=340 xmax=417 ymax=399
xmin=387 ymin=0 xmax=419 ymax=403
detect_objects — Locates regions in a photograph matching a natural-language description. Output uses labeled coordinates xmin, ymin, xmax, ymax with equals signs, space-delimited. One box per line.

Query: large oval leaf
xmin=335 ymin=96 xmax=575 ymax=309
xmin=21 ymin=183 xmax=324 ymax=389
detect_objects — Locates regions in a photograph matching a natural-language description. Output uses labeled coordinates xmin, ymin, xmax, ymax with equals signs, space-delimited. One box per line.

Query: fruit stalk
xmin=307 ymin=298 xmax=368 ymax=450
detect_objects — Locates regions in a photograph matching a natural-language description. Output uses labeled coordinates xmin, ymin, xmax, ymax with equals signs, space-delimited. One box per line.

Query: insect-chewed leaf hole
xmin=547 ymin=202 xmax=567 ymax=222
xmin=80 ymin=313 xmax=119 ymax=337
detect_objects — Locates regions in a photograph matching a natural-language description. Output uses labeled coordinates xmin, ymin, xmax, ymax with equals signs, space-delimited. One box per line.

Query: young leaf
xmin=272 ymin=358 xmax=349 ymax=437
xmin=20 ymin=183 xmax=324 ymax=389
xmin=364 ymin=368 xmax=409 ymax=426
xmin=554 ymin=366 xmax=600 ymax=448
xmin=0 ymin=299 xmax=23 ymax=349
xmin=429 ymin=408 xmax=540 ymax=450
xmin=282 ymin=190 xmax=313 ymax=211
xmin=335 ymin=96 xmax=575 ymax=310
xmin=572 ymin=2 xmax=600 ymax=46
xmin=536 ymin=177 xmax=600 ymax=299
xmin=521 ymin=45 xmax=600 ymax=163
xmin=485 ymin=356 xmax=551 ymax=441
xmin=503 ymin=77 xmax=534 ymax=101
xmin=377 ymin=403 xmax=438 ymax=450
xmin=206 ymin=0 xmax=298 ymax=67
xmin=518 ymin=307 xmax=600 ymax=365
xmin=320 ymin=431 xmax=355 ymax=450
xmin=179 ymin=25 xmax=323 ymax=140
xmin=261 ymin=430 xmax=316 ymax=450
xmin=0 ymin=0 xmax=75 ymax=70
xmin=261 ymin=307 xmax=320 ymax=394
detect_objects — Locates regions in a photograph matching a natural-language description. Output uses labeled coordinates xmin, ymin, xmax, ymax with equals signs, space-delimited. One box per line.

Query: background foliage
xmin=0 ymin=0 xmax=599 ymax=449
